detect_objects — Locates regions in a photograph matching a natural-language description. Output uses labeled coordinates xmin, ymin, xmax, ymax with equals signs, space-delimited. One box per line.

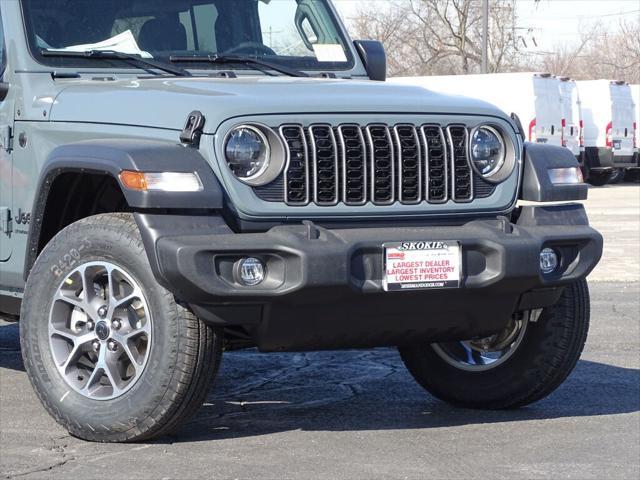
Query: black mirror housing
xmin=353 ymin=40 xmax=387 ymax=82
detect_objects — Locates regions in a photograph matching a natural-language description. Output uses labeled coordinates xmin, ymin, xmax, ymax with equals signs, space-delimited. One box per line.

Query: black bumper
xmin=136 ymin=208 xmax=602 ymax=351
xmin=585 ymin=147 xmax=636 ymax=170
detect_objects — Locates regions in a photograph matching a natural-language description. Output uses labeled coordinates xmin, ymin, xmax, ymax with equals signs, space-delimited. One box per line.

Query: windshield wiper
xmin=41 ymin=49 xmax=191 ymax=77
xmin=169 ymin=54 xmax=309 ymax=78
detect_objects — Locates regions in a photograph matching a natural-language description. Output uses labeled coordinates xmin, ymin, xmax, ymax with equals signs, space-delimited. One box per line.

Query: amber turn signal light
xmin=119 ymin=170 xmax=148 ymax=191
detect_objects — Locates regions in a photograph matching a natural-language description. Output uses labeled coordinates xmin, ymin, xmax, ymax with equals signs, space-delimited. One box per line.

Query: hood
xmin=49 ymin=76 xmax=507 ymax=133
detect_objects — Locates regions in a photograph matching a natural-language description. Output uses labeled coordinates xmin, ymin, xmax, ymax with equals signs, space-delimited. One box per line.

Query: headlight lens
xmin=225 ymin=126 xmax=270 ymax=180
xmin=470 ymin=126 xmax=505 ymax=177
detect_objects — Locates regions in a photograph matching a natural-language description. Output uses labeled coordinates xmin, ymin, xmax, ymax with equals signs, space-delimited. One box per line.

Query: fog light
xmin=239 ymin=258 xmax=265 ymax=286
xmin=540 ymin=248 xmax=559 ymax=274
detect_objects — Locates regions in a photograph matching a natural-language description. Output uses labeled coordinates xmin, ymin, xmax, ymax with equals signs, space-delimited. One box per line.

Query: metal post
xmin=481 ymin=0 xmax=489 ymax=73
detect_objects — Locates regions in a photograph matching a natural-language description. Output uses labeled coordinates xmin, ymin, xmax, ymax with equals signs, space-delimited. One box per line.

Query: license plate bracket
xmin=383 ymin=241 xmax=462 ymax=292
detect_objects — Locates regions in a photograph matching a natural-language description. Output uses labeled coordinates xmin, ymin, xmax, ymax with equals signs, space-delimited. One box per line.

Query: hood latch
xmin=180 ymin=110 xmax=206 ymax=148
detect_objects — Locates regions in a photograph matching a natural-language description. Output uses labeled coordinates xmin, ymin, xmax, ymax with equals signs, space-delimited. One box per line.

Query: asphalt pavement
xmin=1 ymin=185 xmax=639 ymax=479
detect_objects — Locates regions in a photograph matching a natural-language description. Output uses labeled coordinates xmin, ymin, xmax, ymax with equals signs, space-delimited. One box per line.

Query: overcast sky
xmin=333 ymin=0 xmax=640 ymax=51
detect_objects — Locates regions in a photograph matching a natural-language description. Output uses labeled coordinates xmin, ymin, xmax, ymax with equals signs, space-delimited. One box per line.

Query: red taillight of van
xmin=529 ymin=118 xmax=536 ymax=142
xmin=605 ymin=121 xmax=613 ymax=148
xmin=561 ymin=118 xmax=567 ymax=147
xmin=579 ymin=120 xmax=584 ymax=147
xmin=634 ymin=121 xmax=637 ymax=149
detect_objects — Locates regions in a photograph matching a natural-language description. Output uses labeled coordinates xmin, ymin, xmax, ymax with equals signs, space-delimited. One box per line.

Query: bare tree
xmin=351 ymin=0 xmax=521 ymax=76
xmin=536 ymin=19 xmax=640 ymax=83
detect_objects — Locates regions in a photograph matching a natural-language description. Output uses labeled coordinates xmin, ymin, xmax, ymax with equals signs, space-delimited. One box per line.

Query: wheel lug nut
xmin=87 ymin=321 xmax=95 ymax=331
xmin=98 ymin=305 xmax=108 ymax=318
xmin=107 ymin=340 xmax=118 ymax=352
xmin=111 ymin=319 xmax=122 ymax=330
xmin=92 ymin=340 xmax=100 ymax=352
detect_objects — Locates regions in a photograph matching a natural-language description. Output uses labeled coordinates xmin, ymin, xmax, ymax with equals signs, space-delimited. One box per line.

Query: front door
xmin=0 ymin=7 xmax=13 ymax=263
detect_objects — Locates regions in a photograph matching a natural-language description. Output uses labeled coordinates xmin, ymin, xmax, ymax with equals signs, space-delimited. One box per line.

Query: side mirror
xmin=353 ymin=40 xmax=387 ymax=82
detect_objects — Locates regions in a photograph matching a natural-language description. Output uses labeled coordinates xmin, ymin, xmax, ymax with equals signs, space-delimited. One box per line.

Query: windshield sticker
xmin=45 ymin=30 xmax=152 ymax=58
xmin=312 ymin=44 xmax=347 ymax=63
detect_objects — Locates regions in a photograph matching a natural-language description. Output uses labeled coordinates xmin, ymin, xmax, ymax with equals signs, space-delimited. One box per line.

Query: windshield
xmin=22 ymin=0 xmax=354 ymax=72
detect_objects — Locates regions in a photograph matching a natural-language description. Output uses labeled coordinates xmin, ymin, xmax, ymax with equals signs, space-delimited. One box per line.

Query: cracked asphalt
xmin=1 ymin=185 xmax=639 ymax=479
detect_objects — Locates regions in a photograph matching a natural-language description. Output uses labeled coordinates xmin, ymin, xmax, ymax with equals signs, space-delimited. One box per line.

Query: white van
xmin=577 ymin=80 xmax=636 ymax=183
xmin=391 ymin=73 xmax=564 ymax=147
xmin=631 ymin=84 xmax=639 ymax=169
xmin=557 ymin=77 xmax=583 ymax=159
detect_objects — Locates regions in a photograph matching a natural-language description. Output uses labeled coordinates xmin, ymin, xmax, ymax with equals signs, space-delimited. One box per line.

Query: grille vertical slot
xmin=366 ymin=125 xmax=395 ymax=205
xmin=280 ymin=125 xmax=310 ymax=205
xmin=420 ymin=125 xmax=448 ymax=203
xmin=447 ymin=125 xmax=473 ymax=202
xmin=309 ymin=125 xmax=339 ymax=205
xmin=394 ymin=125 xmax=422 ymax=204
xmin=337 ymin=125 xmax=368 ymax=206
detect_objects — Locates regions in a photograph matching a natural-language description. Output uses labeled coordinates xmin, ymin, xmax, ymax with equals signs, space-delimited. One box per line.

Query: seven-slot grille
xmin=272 ymin=123 xmax=481 ymax=206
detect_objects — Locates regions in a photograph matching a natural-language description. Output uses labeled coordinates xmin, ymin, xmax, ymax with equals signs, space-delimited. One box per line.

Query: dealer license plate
xmin=383 ymin=241 xmax=462 ymax=291
xmin=613 ymin=140 xmax=621 ymax=150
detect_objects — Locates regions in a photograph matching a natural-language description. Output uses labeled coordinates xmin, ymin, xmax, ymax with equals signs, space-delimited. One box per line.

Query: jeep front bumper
xmin=136 ymin=207 xmax=602 ymax=351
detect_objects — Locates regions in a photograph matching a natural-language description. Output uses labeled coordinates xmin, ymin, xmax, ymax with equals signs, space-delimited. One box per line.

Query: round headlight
xmin=225 ymin=126 xmax=270 ymax=181
xmin=469 ymin=126 xmax=505 ymax=178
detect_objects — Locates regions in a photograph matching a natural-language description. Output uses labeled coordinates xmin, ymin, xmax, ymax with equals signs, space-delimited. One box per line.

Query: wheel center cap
xmin=95 ymin=321 xmax=110 ymax=341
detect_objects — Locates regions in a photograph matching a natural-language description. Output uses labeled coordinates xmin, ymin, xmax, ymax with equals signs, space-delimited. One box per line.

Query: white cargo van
xmin=557 ymin=77 xmax=583 ymax=160
xmin=631 ymin=84 xmax=639 ymax=170
xmin=577 ymin=80 xmax=636 ymax=184
xmin=390 ymin=73 xmax=564 ymax=147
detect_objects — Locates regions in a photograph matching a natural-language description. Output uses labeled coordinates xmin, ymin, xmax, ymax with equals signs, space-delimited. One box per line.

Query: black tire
xmin=399 ymin=280 xmax=590 ymax=409
xmin=20 ymin=213 xmax=222 ymax=442
xmin=608 ymin=168 xmax=625 ymax=184
xmin=587 ymin=172 xmax=612 ymax=186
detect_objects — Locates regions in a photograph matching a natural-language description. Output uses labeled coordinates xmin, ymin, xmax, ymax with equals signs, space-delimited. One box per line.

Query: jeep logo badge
xmin=95 ymin=321 xmax=110 ymax=341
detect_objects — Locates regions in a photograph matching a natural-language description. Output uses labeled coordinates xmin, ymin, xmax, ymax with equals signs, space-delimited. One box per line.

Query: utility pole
xmin=481 ymin=0 xmax=489 ymax=73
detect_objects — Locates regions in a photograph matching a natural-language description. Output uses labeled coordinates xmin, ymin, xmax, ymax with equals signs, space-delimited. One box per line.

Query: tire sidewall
xmin=400 ymin=281 xmax=588 ymax=406
xmin=21 ymin=216 xmax=182 ymax=434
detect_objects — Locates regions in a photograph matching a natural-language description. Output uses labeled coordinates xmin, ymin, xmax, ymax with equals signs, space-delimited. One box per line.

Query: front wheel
xmin=21 ymin=213 xmax=223 ymax=442
xmin=399 ymin=280 xmax=590 ymax=409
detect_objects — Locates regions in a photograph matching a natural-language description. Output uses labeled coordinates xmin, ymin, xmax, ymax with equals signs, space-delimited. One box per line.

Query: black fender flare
xmin=25 ymin=139 xmax=224 ymax=280
xmin=520 ymin=143 xmax=588 ymax=202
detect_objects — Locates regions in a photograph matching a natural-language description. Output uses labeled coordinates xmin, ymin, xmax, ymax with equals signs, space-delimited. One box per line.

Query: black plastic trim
xmin=37 ymin=140 xmax=223 ymax=209
xmin=521 ymin=143 xmax=588 ymax=202
xmin=353 ymin=40 xmax=387 ymax=82
xmin=24 ymin=140 xmax=223 ymax=280
xmin=135 ymin=212 xmax=602 ymax=350
xmin=517 ymin=204 xmax=589 ymax=227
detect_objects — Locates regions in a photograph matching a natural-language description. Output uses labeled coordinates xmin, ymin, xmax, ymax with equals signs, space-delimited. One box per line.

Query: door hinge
xmin=0 ymin=125 xmax=13 ymax=152
xmin=0 ymin=207 xmax=11 ymax=234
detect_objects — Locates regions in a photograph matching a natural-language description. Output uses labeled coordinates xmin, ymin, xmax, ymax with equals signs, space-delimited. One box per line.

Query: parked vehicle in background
xmin=630 ymin=84 xmax=639 ymax=181
xmin=391 ymin=73 xmax=565 ymax=148
xmin=557 ymin=77 xmax=583 ymax=161
xmin=578 ymin=80 xmax=636 ymax=185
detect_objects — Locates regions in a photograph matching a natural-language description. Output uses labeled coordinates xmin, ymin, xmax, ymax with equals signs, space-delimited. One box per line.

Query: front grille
xmin=260 ymin=122 xmax=489 ymax=206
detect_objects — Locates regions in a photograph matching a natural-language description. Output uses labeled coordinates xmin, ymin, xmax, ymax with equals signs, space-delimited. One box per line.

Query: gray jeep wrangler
xmin=0 ymin=0 xmax=602 ymax=443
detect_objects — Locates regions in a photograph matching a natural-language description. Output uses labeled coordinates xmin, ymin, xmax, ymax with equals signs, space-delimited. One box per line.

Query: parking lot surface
xmin=1 ymin=185 xmax=639 ymax=479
